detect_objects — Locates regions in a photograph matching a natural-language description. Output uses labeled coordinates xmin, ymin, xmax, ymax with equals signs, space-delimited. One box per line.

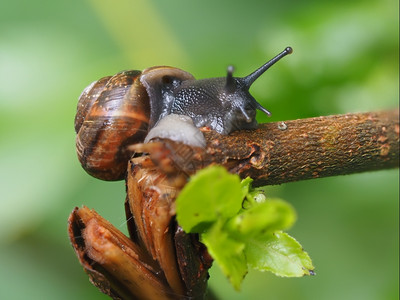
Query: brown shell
xmin=75 ymin=67 xmax=195 ymax=181
xmin=75 ymin=70 xmax=150 ymax=180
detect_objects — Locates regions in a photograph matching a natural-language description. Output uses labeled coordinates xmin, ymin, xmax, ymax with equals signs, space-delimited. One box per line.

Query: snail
xmin=75 ymin=47 xmax=293 ymax=181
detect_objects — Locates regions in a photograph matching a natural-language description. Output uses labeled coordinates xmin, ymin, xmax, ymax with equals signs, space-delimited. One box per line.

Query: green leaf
xmin=176 ymin=166 xmax=242 ymax=233
xmin=246 ymin=231 xmax=315 ymax=277
xmin=226 ymin=199 xmax=297 ymax=239
xmin=201 ymin=221 xmax=248 ymax=290
xmin=240 ymin=177 xmax=253 ymax=199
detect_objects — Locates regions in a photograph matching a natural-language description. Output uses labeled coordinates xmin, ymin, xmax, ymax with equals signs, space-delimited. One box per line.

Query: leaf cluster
xmin=176 ymin=166 xmax=314 ymax=290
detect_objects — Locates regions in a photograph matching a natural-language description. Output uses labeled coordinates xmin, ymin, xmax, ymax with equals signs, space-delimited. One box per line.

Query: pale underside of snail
xmin=75 ymin=47 xmax=293 ymax=180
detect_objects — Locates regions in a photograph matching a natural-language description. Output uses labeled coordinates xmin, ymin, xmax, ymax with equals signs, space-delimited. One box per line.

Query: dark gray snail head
xmin=172 ymin=46 xmax=293 ymax=134
xmin=142 ymin=47 xmax=293 ymax=135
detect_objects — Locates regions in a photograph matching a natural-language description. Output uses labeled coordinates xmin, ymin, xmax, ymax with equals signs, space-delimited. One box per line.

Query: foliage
xmin=176 ymin=166 xmax=314 ymax=290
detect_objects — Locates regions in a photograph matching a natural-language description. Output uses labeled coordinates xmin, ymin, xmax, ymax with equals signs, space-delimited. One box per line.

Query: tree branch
xmin=140 ymin=109 xmax=399 ymax=187
xmin=200 ymin=109 xmax=399 ymax=186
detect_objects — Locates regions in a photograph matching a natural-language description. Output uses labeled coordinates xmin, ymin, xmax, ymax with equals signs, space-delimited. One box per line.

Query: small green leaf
xmin=246 ymin=231 xmax=315 ymax=277
xmin=176 ymin=166 xmax=242 ymax=233
xmin=201 ymin=221 xmax=248 ymax=290
xmin=226 ymin=199 xmax=297 ymax=238
xmin=240 ymin=177 xmax=253 ymax=199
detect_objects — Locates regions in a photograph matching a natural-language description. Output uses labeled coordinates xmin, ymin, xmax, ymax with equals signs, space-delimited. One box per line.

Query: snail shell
xmin=75 ymin=68 xmax=194 ymax=181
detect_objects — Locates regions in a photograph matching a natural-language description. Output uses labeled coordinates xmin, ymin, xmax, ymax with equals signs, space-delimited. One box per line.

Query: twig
xmin=198 ymin=109 xmax=399 ymax=186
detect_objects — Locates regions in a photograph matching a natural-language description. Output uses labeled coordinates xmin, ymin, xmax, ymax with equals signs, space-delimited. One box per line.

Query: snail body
xmin=75 ymin=47 xmax=293 ymax=180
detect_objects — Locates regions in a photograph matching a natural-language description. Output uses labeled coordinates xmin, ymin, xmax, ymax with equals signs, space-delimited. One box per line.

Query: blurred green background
xmin=0 ymin=0 xmax=398 ymax=299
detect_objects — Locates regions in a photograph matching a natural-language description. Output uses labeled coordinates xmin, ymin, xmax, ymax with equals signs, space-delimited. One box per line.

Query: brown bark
xmin=140 ymin=109 xmax=399 ymax=187
xmin=203 ymin=109 xmax=399 ymax=186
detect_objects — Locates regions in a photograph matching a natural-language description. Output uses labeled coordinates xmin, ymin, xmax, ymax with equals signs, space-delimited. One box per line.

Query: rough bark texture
xmin=142 ymin=109 xmax=399 ymax=187
xmin=202 ymin=109 xmax=399 ymax=186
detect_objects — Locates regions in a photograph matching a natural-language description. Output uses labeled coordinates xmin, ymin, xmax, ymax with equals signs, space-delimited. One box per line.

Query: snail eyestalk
xmin=243 ymin=46 xmax=293 ymax=88
xmin=238 ymin=105 xmax=253 ymax=122
xmin=251 ymin=99 xmax=271 ymax=116
xmin=225 ymin=65 xmax=236 ymax=93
